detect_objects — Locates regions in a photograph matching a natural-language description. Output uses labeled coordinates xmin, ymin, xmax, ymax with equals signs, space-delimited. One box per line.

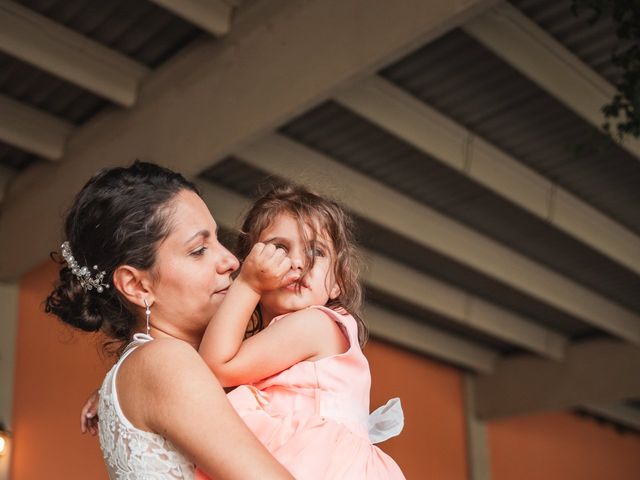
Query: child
xmin=196 ymin=184 xmax=405 ymax=479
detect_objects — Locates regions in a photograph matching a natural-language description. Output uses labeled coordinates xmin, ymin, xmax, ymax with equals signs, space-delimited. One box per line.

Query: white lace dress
xmin=98 ymin=334 xmax=195 ymax=479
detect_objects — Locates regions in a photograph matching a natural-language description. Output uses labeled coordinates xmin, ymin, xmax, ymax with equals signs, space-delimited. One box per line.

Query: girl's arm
xmin=199 ymin=243 xmax=348 ymax=387
xmin=199 ymin=242 xmax=290 ymax=373
xmin=125 ymin=338 xmax=294 ymax=479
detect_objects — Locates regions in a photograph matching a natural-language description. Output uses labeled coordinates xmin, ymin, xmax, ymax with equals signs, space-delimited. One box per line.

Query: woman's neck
xmin=147 ymin=323 xmax=200 ymax=349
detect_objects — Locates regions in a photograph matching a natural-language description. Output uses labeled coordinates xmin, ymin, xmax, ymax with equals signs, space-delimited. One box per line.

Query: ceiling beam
xmin=582 ymin=403 xmax=640 ymax=432
xmin=196 ymin=179 xmax=567 ymax=360
xmin=0 ymin=0 xmax=499 ymax=280
xmin=196 ymin=179 xmax=498 ymax=372
xmin=235 ymin=134 xmax=640 ymax=344
xmin=334 ymin=76 xmax=640 ymax=276
xmin=463 ymin=2 xmax=640 ymax=160
xmin=365 ymin=303 xmax=497 ymax=373
xmin=149 ymin=0 xmax=231 ymax=37
xmin=0 ymin=0 xmax=149 ymax=107
xmin=0 ymin=166 xmax=15 ymax=203
xmin=472 ymin=338 xmax=640 ymax=419
xmin=365 ymin=251 xmax=566 ymax=360
xmin=0 ymin=94 xmax=73 ymax=160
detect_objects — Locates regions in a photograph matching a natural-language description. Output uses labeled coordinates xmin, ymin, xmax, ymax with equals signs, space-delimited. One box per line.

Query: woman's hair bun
xmin=45 ymin=256 xmax=104 ymax=333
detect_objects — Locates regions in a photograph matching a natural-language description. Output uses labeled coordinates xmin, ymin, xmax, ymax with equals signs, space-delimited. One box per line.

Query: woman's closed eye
xmin=190 ymin=246 xmax=208 ymax=257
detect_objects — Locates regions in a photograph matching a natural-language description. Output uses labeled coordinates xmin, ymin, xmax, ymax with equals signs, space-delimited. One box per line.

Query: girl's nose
xmin=290 ymin=255 xmax=304 ymax=270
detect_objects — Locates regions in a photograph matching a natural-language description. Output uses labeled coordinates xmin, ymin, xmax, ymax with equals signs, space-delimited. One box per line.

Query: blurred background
xmin=0 ymin=0 xmax=639 ymax=478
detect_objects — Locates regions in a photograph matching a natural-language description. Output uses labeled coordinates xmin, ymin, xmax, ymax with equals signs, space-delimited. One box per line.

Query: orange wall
xmin=11 ymin=261 xmax=108 ymax=479
xmin=12 ymin=260 xmax=640 ymax=480
xmin=366 ymin=339 xmax=468 ymax=480
xmin=488 ymin=411 xmax=640 ymax=480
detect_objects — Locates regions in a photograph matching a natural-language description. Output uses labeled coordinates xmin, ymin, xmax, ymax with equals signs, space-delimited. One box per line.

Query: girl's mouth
xmin=284 ymin=280 xmax=307 ymax=292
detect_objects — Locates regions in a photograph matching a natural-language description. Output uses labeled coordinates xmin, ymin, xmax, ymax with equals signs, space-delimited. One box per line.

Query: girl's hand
xmin=80 ymin=389 xmax=100 ymax=436
xmin=238 ymin=243 xmax=298 ymax=294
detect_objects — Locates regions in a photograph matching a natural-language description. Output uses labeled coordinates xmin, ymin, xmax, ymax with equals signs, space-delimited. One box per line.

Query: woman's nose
xmin=216 ymin=245 xmax=240 ymax=273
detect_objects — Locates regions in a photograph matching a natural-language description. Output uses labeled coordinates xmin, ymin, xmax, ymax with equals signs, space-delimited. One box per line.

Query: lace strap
xmin=108 ymin=333 xmax=155 ymax=431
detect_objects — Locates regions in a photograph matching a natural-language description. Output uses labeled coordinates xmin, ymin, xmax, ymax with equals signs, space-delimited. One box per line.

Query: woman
xmin=46 ymin=161 xmax=293 ymax=479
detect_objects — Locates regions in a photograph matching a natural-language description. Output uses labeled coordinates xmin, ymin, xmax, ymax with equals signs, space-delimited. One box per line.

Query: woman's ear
xmin=112 ymin=265 xmax=154 ymax=308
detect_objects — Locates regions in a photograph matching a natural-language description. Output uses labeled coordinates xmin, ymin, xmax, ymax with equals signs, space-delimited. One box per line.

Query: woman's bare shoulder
xmin=120 ymin=338 xmax=207 ymax=390
xmin=138 ymin=337 xmax=198 ymax=358
xmin=116 ymin=338 xmax=216 ymax=428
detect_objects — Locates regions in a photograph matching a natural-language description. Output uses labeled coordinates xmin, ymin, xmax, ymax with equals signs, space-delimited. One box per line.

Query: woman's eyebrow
xmin=184 ymin=229 xmax=211 ymax=244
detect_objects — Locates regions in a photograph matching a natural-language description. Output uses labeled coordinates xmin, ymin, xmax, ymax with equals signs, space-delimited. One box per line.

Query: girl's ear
xmin=329 ymin=282 xmax=341 ymax=300
xmin=112 ymin=265 xmax=154 ymax=308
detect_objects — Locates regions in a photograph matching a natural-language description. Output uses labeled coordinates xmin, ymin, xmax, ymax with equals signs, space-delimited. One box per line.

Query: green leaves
xmin=572 ymin=0 xmax=640 ymax=141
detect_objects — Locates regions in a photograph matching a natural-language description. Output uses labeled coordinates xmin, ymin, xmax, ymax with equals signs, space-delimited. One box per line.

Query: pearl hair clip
xmin=61 ymin=241 xmax=110 ymax=293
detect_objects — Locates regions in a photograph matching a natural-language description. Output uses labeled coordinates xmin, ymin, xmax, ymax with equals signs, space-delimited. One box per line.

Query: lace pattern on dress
xmin=98 ymin=334 xmax=195 ymax=479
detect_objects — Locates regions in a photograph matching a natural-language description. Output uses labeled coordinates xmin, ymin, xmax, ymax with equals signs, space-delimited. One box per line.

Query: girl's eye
xmin=191 ymin=246 xmax=208 ymax=257
xmin=275 ymin=244 xmax=288 ymax=252
xmin=310 ymin=247 xmax=325 ymax=257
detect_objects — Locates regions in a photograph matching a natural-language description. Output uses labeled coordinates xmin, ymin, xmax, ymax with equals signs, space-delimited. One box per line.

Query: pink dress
xmin=197 ymin=305 xmax=405 ymax=479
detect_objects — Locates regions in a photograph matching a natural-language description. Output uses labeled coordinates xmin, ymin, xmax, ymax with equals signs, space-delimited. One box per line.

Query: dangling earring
xmin=144 ymin=299 xmax=151 ymax=336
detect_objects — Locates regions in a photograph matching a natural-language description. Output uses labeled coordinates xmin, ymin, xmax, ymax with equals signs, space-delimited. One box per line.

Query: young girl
xmin=196 ymin=183 xmax=405 ymax=479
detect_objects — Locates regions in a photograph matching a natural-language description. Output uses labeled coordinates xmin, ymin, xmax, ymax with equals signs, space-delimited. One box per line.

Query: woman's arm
xmin=121 ymin=338 xmax=293 ymax=479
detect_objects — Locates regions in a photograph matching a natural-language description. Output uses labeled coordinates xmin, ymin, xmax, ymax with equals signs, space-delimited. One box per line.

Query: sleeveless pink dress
xmin=197 ymin=305 xmax=405 ymax=479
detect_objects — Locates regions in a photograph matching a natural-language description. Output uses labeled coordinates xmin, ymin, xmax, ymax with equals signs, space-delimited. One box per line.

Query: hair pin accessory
xmin=61 ymin=241 xmax=110 ymax=293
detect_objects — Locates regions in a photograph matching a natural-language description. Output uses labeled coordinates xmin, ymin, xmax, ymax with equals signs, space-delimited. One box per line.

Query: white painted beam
xmin=196 ymin=180 xmax=567 ymax=360
xmin=198 ymin=181 xmax=497 ymax=372
xmin=0 ymin=0 xmax=149 ymax=107
xmin=463 ymin=2 xmax=640 ymax=159
xmin=582 ymin=403 xmax=640 ymax=431
xmin=365 ymin=251 xmax=567 ymax=360
xmin=235 ymin=134 xmax=640 ymax=344
xmin=0 ymin=95 xmax=73 ymax=160
xmin=0 ymin=0 xmax=499 ymax=280
xmin=335 ymin=76 xmax=640 ymax=276
xmin=149 ymin=0 xmax=231 ymax=37
xmin=473 ymin=338 xmax=640 ymax=419
xmin=365 ymin=303 xmax=497 ymax=373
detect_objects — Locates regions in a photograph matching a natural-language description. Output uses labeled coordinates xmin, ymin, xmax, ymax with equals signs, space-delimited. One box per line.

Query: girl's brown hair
xmin=236 ymin=182 xmax=368 ymax=347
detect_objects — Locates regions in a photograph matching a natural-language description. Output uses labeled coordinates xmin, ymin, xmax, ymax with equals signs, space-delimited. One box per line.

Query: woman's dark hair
xmin=237 ymin=182 xmax=368 ymax=347
xmin=45 ymin=161 xmax=198 ymax=352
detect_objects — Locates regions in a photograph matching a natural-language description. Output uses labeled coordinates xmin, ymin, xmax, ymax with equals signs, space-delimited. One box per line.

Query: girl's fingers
xmin=251 ymin=242 xmax=266 ymax=256
xmin=262 ymin=243 xmax=276 ymax=257
xmin=263 ymin=247 xmax=286 ymax=269
xmin=278 ymin=256 xmax=292 ymax=273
